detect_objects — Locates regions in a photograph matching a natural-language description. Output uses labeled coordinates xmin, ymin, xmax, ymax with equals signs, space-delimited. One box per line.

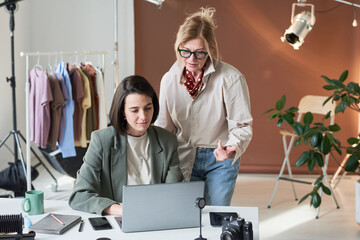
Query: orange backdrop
xmin=134 ymin=0 xmax=360 ymax=174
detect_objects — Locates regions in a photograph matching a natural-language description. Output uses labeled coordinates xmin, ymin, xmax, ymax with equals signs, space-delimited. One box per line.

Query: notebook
xmin=29 ymin=213 xmax=81 ymax=235
xmin=118 ymin=181 xmax=205 ymax=233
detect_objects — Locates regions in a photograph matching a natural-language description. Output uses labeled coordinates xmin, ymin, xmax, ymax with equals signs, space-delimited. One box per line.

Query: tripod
xmin=0 ymin=0 xmax=57 ymax=196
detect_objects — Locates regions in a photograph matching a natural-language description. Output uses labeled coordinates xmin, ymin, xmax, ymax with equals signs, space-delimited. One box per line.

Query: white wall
xmin=0 ymin=0 xmax=134 ymax=170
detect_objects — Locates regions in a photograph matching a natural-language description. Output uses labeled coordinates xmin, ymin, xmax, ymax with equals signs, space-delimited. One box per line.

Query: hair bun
xmin=189 ymin=7 xmax=217 ymax=30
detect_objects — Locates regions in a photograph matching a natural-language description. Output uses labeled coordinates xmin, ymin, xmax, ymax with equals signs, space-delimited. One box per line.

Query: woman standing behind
xmin=155 ymin=7 xmax=253 ymax=206
xmin=69 ymin=75 xmax=183 ymax=215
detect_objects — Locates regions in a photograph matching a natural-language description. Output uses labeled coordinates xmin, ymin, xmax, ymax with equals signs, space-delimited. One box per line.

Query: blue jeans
xmin=190 ymin=148 xmax=240 ymax=206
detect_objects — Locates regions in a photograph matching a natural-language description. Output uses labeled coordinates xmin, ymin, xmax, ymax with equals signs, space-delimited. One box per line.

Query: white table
xmin=0 ymin=199 xmax=259 ymax=240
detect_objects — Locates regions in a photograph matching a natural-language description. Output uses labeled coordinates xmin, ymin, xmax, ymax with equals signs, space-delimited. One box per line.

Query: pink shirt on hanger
xmin=29 ymin=68 xmax=53 ymax=148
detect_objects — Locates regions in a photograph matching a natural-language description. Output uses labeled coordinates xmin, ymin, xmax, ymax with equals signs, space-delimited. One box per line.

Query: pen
xmin=78 ymin=219 xmax=84 ymax=232
xmin=51 ymin=214 xmax=65 ymax=225
xmin=24 ymin=215 xmax=32 ymax=227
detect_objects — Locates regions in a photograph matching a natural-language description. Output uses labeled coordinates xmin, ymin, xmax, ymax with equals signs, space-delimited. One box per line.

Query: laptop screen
xmin=121 ymin=181 xmax=205 ymax=233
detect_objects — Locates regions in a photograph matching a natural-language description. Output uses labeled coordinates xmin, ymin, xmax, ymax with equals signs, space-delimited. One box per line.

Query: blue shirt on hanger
xmin=56 ymin=61 xmax=76 ymax=158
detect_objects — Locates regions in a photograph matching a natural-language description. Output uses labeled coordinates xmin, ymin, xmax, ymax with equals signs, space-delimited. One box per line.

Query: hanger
xmin=47 ymin=55 xmax=52 ymax=72
xmin=52 ymin=55 xmax=58 ymax=71
xmin=33 ymin=53 xmax=43 ymax=71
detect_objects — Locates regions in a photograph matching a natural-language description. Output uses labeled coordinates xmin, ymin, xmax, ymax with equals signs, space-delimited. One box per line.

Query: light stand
xmin=0 ymin=0 xmax=27 ymax=184
xmin=195 ymin=197 xmax=207 ymax=240
xmin=0 ymin=0 xmax=57 ymax=196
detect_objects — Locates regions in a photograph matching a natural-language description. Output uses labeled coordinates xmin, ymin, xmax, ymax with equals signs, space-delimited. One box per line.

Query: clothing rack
xmin=20 ymin=50 xmax=109 ymax=191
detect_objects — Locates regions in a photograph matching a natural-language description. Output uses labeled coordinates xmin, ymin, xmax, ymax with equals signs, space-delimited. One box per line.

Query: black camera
xmin=220 ymin=216 xmax=253 ymax=240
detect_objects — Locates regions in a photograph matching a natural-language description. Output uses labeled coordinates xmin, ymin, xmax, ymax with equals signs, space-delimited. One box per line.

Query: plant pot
xmin=356 ymin=179 xmax=360 ymax=224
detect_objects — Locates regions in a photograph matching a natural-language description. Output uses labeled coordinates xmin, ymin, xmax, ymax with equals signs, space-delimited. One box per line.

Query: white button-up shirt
xmin=155 ymin=60 xmax=253 ymax=181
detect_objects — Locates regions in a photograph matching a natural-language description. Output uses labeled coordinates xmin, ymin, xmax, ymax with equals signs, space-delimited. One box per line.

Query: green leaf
xmin=285 ymin=107 xmax=299 ymax=113
xmin=334 ymin=95 xmax=341 ymax=102
xmin=298 ymin=193 xmax=311 ymax=205
xmin=323 ymin=85 xmax=337 ymax=90
xmin=268 ymin=112 xmax=280 ymax=120
xmin=333 ymin=145 xmax=342 ymax=155
xmin=314 ymin=175 xmax=323 ymax=186
xmin=294 ymin=138 xmax=302 ymax=146
xmin=294 ymin=123 xmax=304 ymax=135
xmin=335 ymin=101 xmax=347 ymax=113
xmin=320 ymin=134 xmax=331 ymax=155
xmin=283 ymin=113 xmax=294 ymax=124
xmin=347 ymin=137 xmax=359 ymax=145
xmin=296 ymin=151 xmax=309 ymax=167
xmin=347 ymin=82 xmax=360 ymax=92
xmin=314 ymin=152 xmax=324 ymax=167
xmin=311 ymin=192 xmax=321 ymax=208
xmin=277 ymin=118 xmax=283 ymax=127
xmin=275 ymin=95 xmax=286 ymax=111
xmin=303 ymin=112 xmax=313 ymax=125
xmin=323 ymin=96 xmax=333 ymax=106
xmin=264 ymin=108 xmax=275 ymax=114
xmin=310 ymin=133 xmax=319 ymax=147
xmin=345 ymin=153 xmax=359 ymax=172
xmin=307 ymin=158 xmax=315 ymax=173
xmin=328 ymin=124 xmax=341 ymax=132
xmin=303 ymin=128 xmax=320 ymax=139
xmin=323 ymin=111 xmax=331 ymax=120
xmin=321 ymin=75 xmax=332 ymax=84
xmin=331 ymin=79 xmax=345 ymax=88
xmin=339 ymin=70 xmax=348 ymax=82
xmin=321 ymin=185 xmax=331 ymax=195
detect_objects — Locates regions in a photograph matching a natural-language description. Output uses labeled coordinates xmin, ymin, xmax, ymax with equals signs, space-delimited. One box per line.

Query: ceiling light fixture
xmin=281 ymin=0 xmax=315 ymax=50
xmin=145 ymin=0 xmax=164 ymax=9
xmin=332 ymin=1 xmax=360 ymax=26
xmin=352 ymin=4 xmax=358 ymax=27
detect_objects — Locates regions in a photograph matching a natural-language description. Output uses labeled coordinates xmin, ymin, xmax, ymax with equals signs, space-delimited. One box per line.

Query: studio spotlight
xmin=281 ymin=1 xmax=315 ymax=50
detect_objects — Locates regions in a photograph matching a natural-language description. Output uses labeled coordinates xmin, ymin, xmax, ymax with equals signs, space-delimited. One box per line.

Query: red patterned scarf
xmin=183 ymin=68 xmax=205 ymax=98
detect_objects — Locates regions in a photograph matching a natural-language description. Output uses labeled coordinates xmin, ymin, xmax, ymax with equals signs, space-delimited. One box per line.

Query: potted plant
xmin=265 ymin=70 xmax=359 ymax=209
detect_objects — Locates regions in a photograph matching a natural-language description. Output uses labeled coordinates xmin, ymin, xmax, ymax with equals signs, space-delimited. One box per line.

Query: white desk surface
xmin=0 ymin=198 xmax=259 ymax=240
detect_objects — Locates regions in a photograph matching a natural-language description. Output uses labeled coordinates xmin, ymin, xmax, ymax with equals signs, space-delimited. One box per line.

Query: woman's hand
xmin=103 ymin=203 xmax=123 ymax=216
xmin=213 ymin=139 xmax=236 ymax=161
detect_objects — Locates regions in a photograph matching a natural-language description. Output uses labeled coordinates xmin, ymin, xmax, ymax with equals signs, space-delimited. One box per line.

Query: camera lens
xmin=220 ymin=229 xmax=240 ymax=240
xmin=220 ymin=231 xmax=234 ymax=240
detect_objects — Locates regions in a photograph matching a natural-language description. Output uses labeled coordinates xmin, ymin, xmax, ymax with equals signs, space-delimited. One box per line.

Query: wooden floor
xmin=31 ymin=164 xmax=360 ymax=240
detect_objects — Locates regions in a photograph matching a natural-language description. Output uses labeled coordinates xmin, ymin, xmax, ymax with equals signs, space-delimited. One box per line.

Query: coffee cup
xmin=21 ymin=190 xmax=44 ymax=215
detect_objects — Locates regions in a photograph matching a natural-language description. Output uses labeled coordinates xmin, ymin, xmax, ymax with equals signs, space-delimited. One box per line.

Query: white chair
xmin=267 ymin=95 xmax=340 ymax=218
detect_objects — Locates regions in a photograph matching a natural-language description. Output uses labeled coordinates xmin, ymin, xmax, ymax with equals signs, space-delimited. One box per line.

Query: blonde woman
xmin=156 ymin=7 xmax=253 ymax=206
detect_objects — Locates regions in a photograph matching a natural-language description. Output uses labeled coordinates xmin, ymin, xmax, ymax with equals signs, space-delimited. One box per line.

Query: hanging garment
xmin=75 ymin=67 xmax=92 ymax=148
xmin=56 ymin=61 xmax=76 ymax=158
xmin=29 ymin=68 xmax=53 ymax=148
xmin=47 ymin=73 xmax=65 ymax=150
xmin=83 ymin=64 xmax=100 ymax=129
xmin=94 ymin=66 xmax=108 ymax=129
xmin=66 ymin=63 xmax=84 ymax=141
xmin=53 ymin=72 xmax=68 ymax=146
xmin=80 ymin=67 xmax=97 ymax=140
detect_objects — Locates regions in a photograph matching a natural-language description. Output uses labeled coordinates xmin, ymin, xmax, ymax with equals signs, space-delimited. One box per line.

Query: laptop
xmin=118 ymin=181 xmax=205 ymax=233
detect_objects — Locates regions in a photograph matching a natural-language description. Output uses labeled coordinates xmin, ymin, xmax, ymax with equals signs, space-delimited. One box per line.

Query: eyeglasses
xmin=178 ymin=49 xmax=208 ymax=60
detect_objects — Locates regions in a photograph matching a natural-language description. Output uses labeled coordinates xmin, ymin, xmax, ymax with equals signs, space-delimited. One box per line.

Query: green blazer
xmin=68 ymin=126 xmax=184 ymax=215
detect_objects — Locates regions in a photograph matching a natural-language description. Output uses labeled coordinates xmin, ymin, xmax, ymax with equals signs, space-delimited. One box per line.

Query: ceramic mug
xmin=21 ymin=190 xmax=44 ymax=215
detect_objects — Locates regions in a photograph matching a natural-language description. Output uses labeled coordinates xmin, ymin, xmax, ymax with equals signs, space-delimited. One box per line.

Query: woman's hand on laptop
xmin=103 ymin=204 xmax=123 ymax=216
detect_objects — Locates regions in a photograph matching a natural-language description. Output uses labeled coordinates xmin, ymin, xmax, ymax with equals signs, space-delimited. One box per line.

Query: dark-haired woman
xmin=69 ymin=75 xmax=183 ymax=215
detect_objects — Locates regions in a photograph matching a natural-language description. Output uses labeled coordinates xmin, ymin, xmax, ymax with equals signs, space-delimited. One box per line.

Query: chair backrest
xmin=296 ymin=95 xmax=336 ymax=124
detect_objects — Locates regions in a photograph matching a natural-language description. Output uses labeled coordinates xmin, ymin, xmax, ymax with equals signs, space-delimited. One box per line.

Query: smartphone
xmin=209 ymin=212 xmax=238 ymax=226
xmin=89 ymin=217 xmax=113 ymax=230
